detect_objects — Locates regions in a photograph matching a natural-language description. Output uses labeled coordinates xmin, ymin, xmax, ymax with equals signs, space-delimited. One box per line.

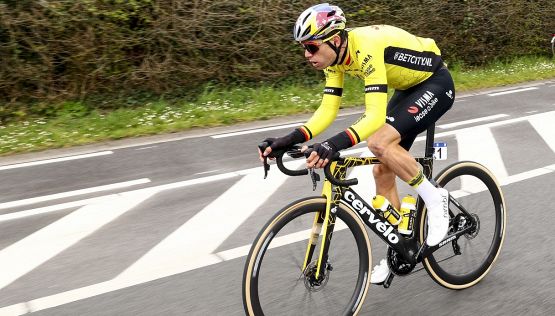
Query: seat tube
xmin=423 ymin=124 xmax=436 ymax=178
xmin=424 ymin=123 xmax=436 ymax=158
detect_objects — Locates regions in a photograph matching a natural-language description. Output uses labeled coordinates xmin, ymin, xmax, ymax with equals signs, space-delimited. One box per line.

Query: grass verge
xmin=1 ymin=55 xmax=554 ymax=156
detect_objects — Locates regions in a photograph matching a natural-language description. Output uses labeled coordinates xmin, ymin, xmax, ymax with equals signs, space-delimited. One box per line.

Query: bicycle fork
xmin=302 ymin=162 xmax=340 ymax=280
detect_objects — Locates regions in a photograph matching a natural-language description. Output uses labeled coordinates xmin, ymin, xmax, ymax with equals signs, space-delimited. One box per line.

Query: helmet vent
xmin=302 ymin=12 xmax=310 ymax=24
xmin=301 ymin=26 xmax=311 ymax=38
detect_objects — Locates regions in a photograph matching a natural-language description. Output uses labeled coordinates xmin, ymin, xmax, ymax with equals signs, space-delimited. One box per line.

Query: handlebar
xmin=258 ymin=142 xmax=359 ymax=187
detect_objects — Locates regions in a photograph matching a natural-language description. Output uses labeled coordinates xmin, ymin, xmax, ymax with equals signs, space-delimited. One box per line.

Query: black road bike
xmin=242 ymin=125 xmax=506 ymax=315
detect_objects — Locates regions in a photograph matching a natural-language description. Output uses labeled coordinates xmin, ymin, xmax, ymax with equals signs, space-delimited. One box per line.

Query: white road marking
xmin=0 ymin=151 xmax=113 ymax=171
xmin=437 ymin=114 xmax=509 ymax=129
xmin=0 ymin=221 xmax=349 ymax=315
xmin=0 ymin=178 xmax=151 ymax=210
xmin=0 ymin=169 xmax=258 ymax=222
xmin=194 ymin=169 xmax=222 ymax=175
xmin=421 ymin=110 xmax=555 ymax=142
xmin=4 ymin=111 xmax=554 ymax=223
xmin=529 ymin=111 xmax=555 ymax=154
xmin=0 ymin=190 xmax=156 ymax=291
xmin=448 ymin=164 xmax=555 ymax=198
xmin=500 ymin=164 xmax=555 ymax=185
xmin=0 ymin=196 xmax=108 ymax=223
xmin=211 ymin=122 xmax=304 ymax=138
xmin=134 ymin=146 xmax=157 ymax=151
xmin=117 ymin=159 xmax=305 ymax=280
xmin=456 ymin=127 xmax=508 ymax=192
xmin=1 ymin=110 xmax=555 ymax=314
xmin=3 ymin=159 xmax=554 ymax=314
xmin=487 ymin=87 xmax=538 ymax=96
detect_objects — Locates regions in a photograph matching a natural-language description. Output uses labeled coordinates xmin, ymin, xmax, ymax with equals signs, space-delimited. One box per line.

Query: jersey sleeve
xmin=327 ymin=43 xmax=388 ymax=151
xmin=350 ymin=51 xmax=388 ymax=143
xmin=298 ymin=67 xmax=345 ymax=141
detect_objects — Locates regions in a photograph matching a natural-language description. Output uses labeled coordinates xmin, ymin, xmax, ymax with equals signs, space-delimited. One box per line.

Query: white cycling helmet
xmin=293 ymin=3 xmax=346 ymax=42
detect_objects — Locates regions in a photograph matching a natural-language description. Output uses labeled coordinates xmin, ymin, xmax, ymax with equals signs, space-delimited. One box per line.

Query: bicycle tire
xmin=242 ymin=197 xmax=372 ymax=315
xmin=418 ymin=161 xmax=506 ymax=289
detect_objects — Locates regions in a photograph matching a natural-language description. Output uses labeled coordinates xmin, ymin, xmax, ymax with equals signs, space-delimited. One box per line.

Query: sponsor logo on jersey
xmin=360 ymin=54 xmax=375 ymax=77
xmin=394 ymin=52 xmax=434 ymax=67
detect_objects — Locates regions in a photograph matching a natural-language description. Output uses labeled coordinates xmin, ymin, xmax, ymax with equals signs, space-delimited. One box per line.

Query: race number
xmin=433 ymin=142 xmax=447 ymax=160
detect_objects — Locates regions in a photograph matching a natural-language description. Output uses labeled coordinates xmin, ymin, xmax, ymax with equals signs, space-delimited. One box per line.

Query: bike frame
xmin=303 ymin=125 xmax=476 ymax=279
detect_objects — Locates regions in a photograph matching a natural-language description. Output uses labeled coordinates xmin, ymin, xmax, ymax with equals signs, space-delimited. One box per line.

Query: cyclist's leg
xmin=368 ymin=67 xmax=455 ymax=246
xmin=374 ymin=68 xmax=455 ymax=182
xmin=370 ymin=93 xmax=419 ymax=285
xmin=373 ymin=91 xmax=419 ymax=210
xmin=373 ymin=164 xmax=399 ymax=208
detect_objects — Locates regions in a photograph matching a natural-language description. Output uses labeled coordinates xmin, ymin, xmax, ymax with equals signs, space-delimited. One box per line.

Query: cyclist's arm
xmin=260 ymin=68 xmax=344 ymax=158
xmin=326 ymin=53 xmax=388 ymax=151
xmin=298 ymin=68 xmax=345 ymax=141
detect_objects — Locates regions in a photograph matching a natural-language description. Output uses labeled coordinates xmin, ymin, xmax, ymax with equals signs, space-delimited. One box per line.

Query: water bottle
xmin=398 ymin=195 xmax=417 ymax=235
xmin=372 ymin=195 xmax=401 ymax=226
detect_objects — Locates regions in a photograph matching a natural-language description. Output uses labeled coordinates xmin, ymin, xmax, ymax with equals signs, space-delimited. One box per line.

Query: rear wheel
xmin=419 ymin=161 xmax=506 ymax=289
xmin=242 ymin=197 xmax=372 ymax=315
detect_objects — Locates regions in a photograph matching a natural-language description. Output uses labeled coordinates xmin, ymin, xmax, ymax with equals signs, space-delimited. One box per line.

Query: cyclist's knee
xmin=367 ymin=126 xmax=400 ymax=158
xmin=367 ymin=136 xmax=389 ymax=158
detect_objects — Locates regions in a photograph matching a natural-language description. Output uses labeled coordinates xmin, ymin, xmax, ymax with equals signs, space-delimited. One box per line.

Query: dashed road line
xmin=437 ymin=114 xmax=509 ymax=129
xmin=488 ymin=87 xmax=538 ymax=96
xmin=0 ymin=151 xmax=113 ymax=171
xmin=0 ymin=178 xmax=151 ymax=210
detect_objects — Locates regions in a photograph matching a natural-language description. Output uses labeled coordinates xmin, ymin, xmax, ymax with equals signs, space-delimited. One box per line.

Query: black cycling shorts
xmin=386 ymin=67 xmax=455 ymax=150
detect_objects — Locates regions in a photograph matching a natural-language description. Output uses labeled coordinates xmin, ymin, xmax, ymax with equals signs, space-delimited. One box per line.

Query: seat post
xmin=424 ymin=124 xmax=436 ymax=159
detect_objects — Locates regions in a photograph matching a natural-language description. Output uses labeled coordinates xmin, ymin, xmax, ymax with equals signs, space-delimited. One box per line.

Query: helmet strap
xmin=326 ymin=30 xmax=348 ymax=66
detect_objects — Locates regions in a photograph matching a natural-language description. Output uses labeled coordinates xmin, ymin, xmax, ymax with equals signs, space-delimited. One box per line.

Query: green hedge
xmin=0 ymin=0 xmax=553 ymax=116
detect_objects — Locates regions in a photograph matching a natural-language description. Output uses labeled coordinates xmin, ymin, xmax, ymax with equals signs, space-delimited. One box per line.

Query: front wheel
xmin=419 ymin=161 xmax=506 ymax=289
xmin=242 ymin=197 xmax=372 ymax=315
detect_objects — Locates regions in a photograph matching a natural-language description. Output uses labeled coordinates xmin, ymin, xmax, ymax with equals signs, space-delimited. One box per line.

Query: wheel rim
xmin=244 ymin=199 xmax=371 ymax=315
xmin=420 ymin=163 xmax=506 ymax=287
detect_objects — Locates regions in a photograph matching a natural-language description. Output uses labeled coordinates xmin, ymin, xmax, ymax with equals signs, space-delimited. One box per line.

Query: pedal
xmin=382 ymin=272 xmax=394 ymax=289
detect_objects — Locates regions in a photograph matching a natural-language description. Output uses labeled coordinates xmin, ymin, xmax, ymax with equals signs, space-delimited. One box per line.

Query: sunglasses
xmin=301 ymin=40 xmax=323 ymax=54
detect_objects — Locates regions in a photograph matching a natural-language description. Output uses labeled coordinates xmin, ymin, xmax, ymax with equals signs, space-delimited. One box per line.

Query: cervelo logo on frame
xmin=343 ymin=190 xmax=399 ymax=244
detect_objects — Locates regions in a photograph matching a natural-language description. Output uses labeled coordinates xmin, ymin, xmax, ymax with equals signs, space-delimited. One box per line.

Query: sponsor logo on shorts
xmin=408 ymin=106 xmax=419 ymax=114
xmin=408 ymin=91 xmax=439 ymax=122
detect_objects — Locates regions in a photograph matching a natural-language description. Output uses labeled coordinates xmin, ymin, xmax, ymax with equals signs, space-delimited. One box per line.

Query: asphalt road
xmin=0 ymin=80 xmax=554 ymax=315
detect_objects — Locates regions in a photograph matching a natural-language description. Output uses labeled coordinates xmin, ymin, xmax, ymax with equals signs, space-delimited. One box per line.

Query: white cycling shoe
xmin=426 ymin=188 xmax=450 ymax=246
xmin=370 ymin=259 xmax=389 ymax=284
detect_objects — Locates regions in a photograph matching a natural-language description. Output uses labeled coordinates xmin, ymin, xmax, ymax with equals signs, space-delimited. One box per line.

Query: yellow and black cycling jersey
xmin=297 ymin=25 xmax=443 ymax=149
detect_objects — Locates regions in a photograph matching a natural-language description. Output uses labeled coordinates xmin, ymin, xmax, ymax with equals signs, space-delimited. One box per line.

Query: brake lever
xmin=258 ymin=142 xmax=271 ymax=179
xmin=262 ymin=156 xmax=270 ymax=179
xmin=286 ymin=145 xmax=304 ymax=159
xmin=308 ymin=168 xmax=320 ymax=191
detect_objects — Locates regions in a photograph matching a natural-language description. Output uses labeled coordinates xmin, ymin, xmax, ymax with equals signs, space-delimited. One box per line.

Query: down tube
xmin=341 ymin=188 xmax=418 ymax=263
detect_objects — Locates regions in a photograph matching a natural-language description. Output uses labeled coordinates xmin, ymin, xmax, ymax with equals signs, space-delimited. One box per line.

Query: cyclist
xmin=258 ymin=3 xmax=454 ymax=284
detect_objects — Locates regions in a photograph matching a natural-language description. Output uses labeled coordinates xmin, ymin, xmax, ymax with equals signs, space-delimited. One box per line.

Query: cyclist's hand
xmin=304 ymin=141 xmax=337 ymax=169
xmin=259 ymin=136 xmax=295 ymax=161
xmin=258 ymin=146 xmax=271 ymax=162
